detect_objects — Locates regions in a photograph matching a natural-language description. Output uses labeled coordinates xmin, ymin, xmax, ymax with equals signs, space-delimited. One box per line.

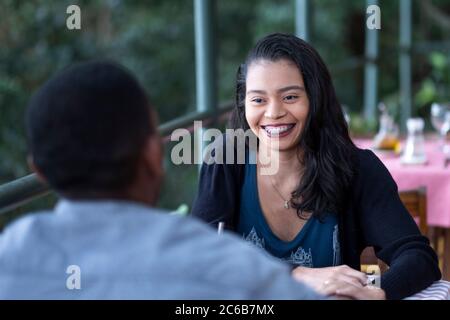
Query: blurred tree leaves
xmin=0 ymin=0 xmax=196 ymax=182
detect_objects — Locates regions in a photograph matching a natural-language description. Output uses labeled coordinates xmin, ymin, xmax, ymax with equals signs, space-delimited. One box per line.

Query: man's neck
xmin=63 ymin=187 xmax=157 ymax=208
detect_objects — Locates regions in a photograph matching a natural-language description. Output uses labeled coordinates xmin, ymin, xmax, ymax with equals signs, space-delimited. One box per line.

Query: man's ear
xmin=27 ymin=155 xmax=48 ymax=184
xmin=142 ymin=134 xmax=164 ymax=180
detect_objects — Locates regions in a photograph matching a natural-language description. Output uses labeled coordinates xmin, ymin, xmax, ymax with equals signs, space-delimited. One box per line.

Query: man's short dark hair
xmin=26 ymin=60 xmax=155 ymax=196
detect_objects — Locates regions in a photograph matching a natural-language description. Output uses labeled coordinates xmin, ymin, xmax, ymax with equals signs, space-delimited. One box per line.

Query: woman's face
xmin=245 ymin=59 xmax=310 ymax=153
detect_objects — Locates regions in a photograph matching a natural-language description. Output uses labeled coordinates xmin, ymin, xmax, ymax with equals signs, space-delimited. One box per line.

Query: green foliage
xmin=415 ymin=51 xmax=450 ymax=107
xmin=0 ymin=1 xmax=198 ymax=210
xmin=349 ymin=113 xmax=378 ymax=137
xmin=414 ymin=51 xmax=450 ymax=127
xmin=416 ymin=78 xmax=438 ymax=107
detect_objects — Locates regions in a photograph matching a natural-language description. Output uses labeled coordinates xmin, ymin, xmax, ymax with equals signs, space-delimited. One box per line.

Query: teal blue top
xmin=237 ymin=161 xmax=341 ymax=268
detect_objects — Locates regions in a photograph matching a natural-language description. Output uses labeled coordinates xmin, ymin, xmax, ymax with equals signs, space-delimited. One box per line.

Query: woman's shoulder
xmin=351 ymin=147 xmax=397 ymax=191
xmin=353 ymin=147 xmax=388 ymax=173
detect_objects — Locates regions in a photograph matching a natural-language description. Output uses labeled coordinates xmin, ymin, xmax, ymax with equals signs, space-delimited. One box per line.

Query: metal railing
xmin=0 ymin=102 xmax=233 ymax=216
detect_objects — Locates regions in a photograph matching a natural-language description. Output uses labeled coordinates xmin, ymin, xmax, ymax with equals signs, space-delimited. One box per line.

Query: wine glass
xmin=430 ymin=103 xmax=450 ymax=148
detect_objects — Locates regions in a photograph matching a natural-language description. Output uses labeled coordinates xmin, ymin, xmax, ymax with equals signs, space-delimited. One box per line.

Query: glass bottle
xmin=401 ymin=118 xmax=427 ymax=165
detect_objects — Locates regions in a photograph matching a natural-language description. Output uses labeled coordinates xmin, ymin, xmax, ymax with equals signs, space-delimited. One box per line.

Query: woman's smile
xmin=260 ymin=123 xmax=296 ymax=138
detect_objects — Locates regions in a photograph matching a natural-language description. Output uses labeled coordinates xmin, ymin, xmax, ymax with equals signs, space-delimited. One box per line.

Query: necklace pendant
xmin=284 ymin=200 xmax=289 ymax=209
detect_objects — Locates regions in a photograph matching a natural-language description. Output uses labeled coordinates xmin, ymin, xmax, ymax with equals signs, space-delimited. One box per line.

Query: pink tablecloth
xmin=354 ymin=138 xmax=450 ymax=228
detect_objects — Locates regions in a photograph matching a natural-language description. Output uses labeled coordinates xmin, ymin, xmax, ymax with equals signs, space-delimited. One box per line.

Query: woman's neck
xmin=257 ymin=146 xmax=304 ymax=181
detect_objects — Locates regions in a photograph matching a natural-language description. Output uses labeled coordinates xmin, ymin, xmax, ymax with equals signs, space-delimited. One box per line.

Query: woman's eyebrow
xmin=246 ymin=85 xmax=305 ymax=95
xmin=277 ymin=85 xmax=305 ymax=93
xmin=246 ymin=89 xmax=266 ymax=95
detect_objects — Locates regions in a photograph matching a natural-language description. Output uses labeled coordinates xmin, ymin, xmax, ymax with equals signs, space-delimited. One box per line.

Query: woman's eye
xmin=251 ymin=98 xmax=264 ymax=104
xmin=284 ymin=95 xmax=299 ymax=102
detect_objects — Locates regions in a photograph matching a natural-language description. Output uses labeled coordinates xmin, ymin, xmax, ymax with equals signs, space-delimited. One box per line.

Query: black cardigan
xmin=191 ymin=136 xmax=441 ymax=300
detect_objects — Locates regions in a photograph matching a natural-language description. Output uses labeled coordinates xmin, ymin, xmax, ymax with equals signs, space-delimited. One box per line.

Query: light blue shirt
xmin=0 ymin=199 xmax=321 ymax=299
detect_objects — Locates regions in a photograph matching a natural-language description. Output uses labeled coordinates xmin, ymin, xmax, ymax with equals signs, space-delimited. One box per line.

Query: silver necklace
xmin=268 ymin=176 xmax=292 ymax=209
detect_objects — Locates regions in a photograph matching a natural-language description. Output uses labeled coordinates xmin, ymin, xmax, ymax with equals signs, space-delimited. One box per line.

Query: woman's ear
xmin=27 ymin=155 xmax=48 ymax=184
xmin=142 ymin=134 xmax=164 ymax=182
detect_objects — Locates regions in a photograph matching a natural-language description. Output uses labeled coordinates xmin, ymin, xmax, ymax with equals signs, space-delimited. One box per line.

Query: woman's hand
xmin=292 ymin=265 xmax=368 ymax=291
xmin=291 ymin=265 xmax=385 ymax=300
xmin=328 ymin=280 xmax=386 ymax=300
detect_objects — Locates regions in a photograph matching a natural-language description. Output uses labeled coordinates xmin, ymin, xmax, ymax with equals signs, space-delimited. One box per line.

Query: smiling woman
xmin=191 ymin=33 xmax=441 ymax=300
xmin=245 ymin=60 xmax=309 ymax=153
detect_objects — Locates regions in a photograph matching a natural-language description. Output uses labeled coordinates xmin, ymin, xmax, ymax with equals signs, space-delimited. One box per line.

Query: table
xmin=405 ymin=280 xmax=450 ymax=300
xmin=354 ymin=138 xmax=450 ymax=280
xmin=354 ymin=138 xmax=450 ymax=227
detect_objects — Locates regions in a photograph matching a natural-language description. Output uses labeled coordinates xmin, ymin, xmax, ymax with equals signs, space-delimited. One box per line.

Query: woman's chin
xmin=258 ymin=132 xmax=299 ymax=151
xmin=258 ymin=138 xmax=297 ymax=153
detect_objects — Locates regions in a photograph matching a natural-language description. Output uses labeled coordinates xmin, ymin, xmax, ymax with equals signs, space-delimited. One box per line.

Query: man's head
xmin=26 ymin=60 xmax=163 ymax=204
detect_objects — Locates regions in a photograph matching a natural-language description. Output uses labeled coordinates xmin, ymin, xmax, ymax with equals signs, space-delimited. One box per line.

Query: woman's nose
xmin=264 ymin=100 xmax=286 ymax=119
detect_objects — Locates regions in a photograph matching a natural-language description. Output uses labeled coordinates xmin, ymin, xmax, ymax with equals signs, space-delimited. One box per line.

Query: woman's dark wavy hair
xmin=230 ymin=33 xmax=357 ymax=219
